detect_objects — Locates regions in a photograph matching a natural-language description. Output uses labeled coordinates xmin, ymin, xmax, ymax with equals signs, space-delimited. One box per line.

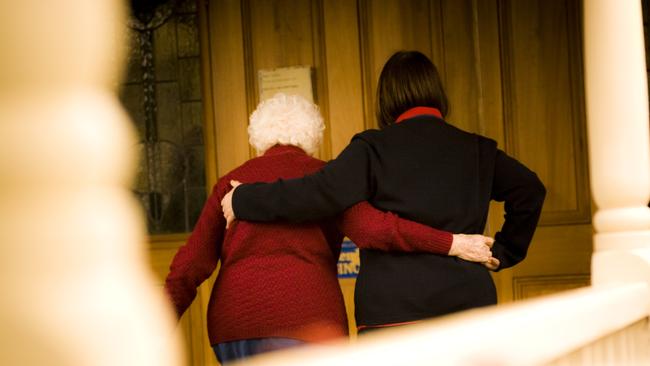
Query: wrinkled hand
xmin=449 ymin=234 xmax=495 ymax=262
xmin=482 ymin=256 xmax=500 ymax=271
xmin=221 ymin=180 xmax=242 ymax=229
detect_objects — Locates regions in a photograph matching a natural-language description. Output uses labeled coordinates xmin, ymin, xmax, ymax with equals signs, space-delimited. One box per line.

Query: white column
xmin=0 ymin=1 xmax=183 ymax=365
xmin=584 ymin=0 xmax=650 ymax=287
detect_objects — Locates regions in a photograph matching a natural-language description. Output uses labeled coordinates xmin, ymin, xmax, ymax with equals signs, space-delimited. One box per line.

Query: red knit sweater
xmin=164 ymin=145 xmax=453 ymax=345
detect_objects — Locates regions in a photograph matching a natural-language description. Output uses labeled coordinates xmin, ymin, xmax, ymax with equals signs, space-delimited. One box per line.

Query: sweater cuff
xmin=428 ymin=232 xmax=453 ymax=255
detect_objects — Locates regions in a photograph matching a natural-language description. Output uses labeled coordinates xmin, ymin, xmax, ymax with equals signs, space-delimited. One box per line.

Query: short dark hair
xmin=376 ymin=50 xmax=449 ymax=129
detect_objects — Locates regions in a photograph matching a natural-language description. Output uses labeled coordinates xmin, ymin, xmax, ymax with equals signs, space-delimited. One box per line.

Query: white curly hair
xmin=248 ymin=93 xmax=324 ymax=155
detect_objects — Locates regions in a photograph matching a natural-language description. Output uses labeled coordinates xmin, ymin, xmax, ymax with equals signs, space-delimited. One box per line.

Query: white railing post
xmin=584 ymin=0 xmax=650 ymax=291
xmin=0 ymin=1 xmax=182 ymax=365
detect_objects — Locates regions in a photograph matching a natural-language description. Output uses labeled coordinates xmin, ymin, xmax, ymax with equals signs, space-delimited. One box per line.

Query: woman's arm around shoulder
xmin=228 ymin=138 xmax=378 ymax=223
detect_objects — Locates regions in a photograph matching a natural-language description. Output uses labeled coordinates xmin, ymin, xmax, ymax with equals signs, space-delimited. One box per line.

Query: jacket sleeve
xmin=490 ymin=150 xmax=546 ymax=270
xmin=164 ymin=181 xmax=228 ymax=318
xmin=233 ymin=138 xmax=376 ymax=223
xmin=338 ymin=201 xmax=452 ymax=254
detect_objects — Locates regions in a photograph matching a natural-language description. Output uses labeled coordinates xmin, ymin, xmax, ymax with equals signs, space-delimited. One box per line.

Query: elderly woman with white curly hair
xmin=164 ymin=93 xmax=494 ymax=364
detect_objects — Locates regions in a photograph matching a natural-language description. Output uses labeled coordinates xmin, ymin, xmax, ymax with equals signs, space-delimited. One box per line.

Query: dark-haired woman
xmin=221 ymin=51 xmax=546 ymax=333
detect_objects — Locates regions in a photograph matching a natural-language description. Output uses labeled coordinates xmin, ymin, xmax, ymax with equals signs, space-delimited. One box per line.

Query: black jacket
xmin=234 ymin=114 xmax=546 ymax=326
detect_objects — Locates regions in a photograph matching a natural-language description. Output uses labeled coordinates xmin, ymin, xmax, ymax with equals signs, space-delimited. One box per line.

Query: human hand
xmin=449 ymin=234 xmax=495 ymax=262
xmin=221 ymin=180 xmax=242 ymax=229
xmin=483 ymin=256 xmax=500 ymax=271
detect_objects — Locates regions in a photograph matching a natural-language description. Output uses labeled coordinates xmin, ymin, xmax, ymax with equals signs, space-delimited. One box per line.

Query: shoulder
xmin=212 ymin=159 xmax=261 ymax=197
xmin=352 ymin=128 xmax=382 ymax=143
xmin=474 ymin=134 xmax=498 ymax=154
xmin=220 ymin=149 xmax=327 ymax=184
xmin=299 ymin=153 xmax=327 ymax=171
xmin=349 ymin=129 xmax=386 ymax=154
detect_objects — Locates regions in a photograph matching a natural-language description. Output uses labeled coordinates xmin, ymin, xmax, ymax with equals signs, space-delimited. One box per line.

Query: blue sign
xmin=337 ymin=240 xmax=359 ymax=278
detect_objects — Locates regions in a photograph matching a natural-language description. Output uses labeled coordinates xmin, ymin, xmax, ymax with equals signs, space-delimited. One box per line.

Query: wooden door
xmin=487 ymin=0 xmax=592 ymax=301
xmin=354 ymin=0 xmax=592 ymax=302
xmin=175 ymin=0 xmax=593 ymax=363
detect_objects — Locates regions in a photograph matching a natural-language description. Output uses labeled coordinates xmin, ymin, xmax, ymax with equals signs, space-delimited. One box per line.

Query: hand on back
xmin=449 ymin=234 xmax=500 ymax=270
xmin=221 ymin=180 xmax=242 ymax=229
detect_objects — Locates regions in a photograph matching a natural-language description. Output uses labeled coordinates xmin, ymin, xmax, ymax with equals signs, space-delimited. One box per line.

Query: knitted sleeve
xmin=164 ymin=180 xmax=228 ymax=318
xmin=338 ymin=201 xmax=452 ymax=254
xmin=490 ymin=150 xmax=546 ymax=270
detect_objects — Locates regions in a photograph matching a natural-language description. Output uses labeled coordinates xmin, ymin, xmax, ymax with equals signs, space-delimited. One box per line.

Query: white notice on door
xmin=258 ymin=66 xmax=314 ymax=103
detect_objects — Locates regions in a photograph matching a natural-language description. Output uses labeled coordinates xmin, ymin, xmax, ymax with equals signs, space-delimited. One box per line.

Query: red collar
xmin=395 ymin=107 xmax=442 ymax=123
xmin=263 ymin=144 xmax=306 ymax=156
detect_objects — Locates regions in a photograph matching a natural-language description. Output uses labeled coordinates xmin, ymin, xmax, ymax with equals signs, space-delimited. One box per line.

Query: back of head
xmin=248 ymin=93 xmax=324 ymax=155
xmin=376 ymin=50 xmax=449 ymax=129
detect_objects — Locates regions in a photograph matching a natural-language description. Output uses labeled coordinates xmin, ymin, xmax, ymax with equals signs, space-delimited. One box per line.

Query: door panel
xmin=500 ymin=0 xmax=591 ymax=225
xmin=492 ymin=0 xmax=591 ymax=302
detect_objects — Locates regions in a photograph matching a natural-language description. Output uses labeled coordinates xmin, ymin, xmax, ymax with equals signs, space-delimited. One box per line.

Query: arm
xmin=231 ymin=138 xmax=376 ymax=223
xmin=339 ymin=201 xmax=494 ymax=262
xmin=164 ymin=182 xmax=227 ymax=318
xmin=490 ymin=150 xmax=546 ymax=270
xmin=338 ymin=201 xmax=452 ymax=254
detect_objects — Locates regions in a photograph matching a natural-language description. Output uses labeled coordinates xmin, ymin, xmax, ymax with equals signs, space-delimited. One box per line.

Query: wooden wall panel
xmin=516 ymin=224 xmax=593 ymax=276
xmin=472 ymin=0 xmax=505 ymax=143
xmin=246 ymin=0 xmax=317 ymax=69
xmin=199 ymin=0 xmax=218 ymax=188
xmin=172 ymin=0 xmax=595 ymax=361
xmin=359 ymin=0 xmax=435 ymax=128
xmin=492 ymin=0 xmax=591 ymax=303
xmin=437 ymin=0 xmax=503 ymax=141
xmin=209 ymin=0 xmax=249 ymax=177
xmin=499 ymin=0 xmax=590 ymax=225
xmin=322 ymin=0 xmax=365 ymax=156
xmin=243 ymin=0 xmax=332 ymax=159
xmin=438 ymin=0 xmax=482 ymax=133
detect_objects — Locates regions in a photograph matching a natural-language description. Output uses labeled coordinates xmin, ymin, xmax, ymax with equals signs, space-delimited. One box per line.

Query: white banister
xmin=0 ymin=1 xmax=182 ymax=365
xmin=584 ymin=0 xmax=650 ymax=286
xmin=234 ymin=283 xmax=650 ymax=366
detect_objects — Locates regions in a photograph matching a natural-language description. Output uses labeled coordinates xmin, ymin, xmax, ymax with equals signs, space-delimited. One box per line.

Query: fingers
xmin=468 ymin=235 xmax=493 ymax=262
xmin=451 ymin=234 xmax=489 ymax=262
xmin=220 ymin=187 xmax=237 ymax=229
xmin=222 ymin=181 xmax=244 ymax=229
xmin=225 ymin=213 xmax=234 ymax=229
xmin=221 ymin=197 xmax=233 ymax=228
xmin=470 ymin=234 xmax=495 ymax=249
xmin=450 ymin=234 xmax=496 ymax=263
xmin=222 ymin=195 xmax=234 ymax=229
xmin=483 ymin=257 xmax=500 ymax=271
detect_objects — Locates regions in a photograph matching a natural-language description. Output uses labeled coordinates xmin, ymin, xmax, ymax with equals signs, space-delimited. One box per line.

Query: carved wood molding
xmin=513 ymin=274 xmax=591 ymax=301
